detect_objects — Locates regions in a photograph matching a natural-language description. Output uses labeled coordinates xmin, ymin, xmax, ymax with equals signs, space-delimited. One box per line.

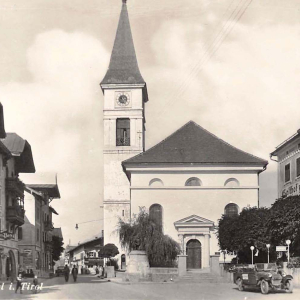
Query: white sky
xmin=1 ymin=0 xmax=300 ymax=246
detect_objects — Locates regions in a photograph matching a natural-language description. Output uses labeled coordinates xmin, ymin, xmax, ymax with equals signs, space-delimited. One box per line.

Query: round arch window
xmin=185 ymin=177 xmax=201 ymax=186
xmin=149 ymin=204 xmax=163 ymax=229
xmin=224 ymin=203 xmax=239 ymax=217
xmin=149 ymin=178 xmax=164 ymax=187
xmin=224 ymin=178 xmax=239 ymax=187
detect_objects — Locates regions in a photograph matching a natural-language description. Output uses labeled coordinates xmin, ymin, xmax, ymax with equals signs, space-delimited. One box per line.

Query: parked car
xmin=55 ymin=266 xmax=65 ymax=277
xmin=233 ymin=263 xmax=293 ymax=294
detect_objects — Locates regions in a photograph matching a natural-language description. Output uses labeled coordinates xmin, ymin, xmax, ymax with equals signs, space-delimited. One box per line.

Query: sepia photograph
xmin=0 ymin=0 xmax=300 ymax=299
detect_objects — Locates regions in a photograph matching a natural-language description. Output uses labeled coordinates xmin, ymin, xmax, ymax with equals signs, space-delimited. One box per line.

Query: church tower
xmin=100 ymin=0 xmax=148 ymax=260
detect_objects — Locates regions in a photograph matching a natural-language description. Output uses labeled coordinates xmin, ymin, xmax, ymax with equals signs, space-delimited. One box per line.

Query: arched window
xmin=224 ymin=203 xmax=239 ymax=217
xmin=149 ymin=204 xmax=163 ymax=228
xmin=149 ymin=178 xmax=164 ymax=187
xmin=185 ymin=177 xmax=201 ymax=186
xmin=224 ymin=178 xmax=240 ymax=187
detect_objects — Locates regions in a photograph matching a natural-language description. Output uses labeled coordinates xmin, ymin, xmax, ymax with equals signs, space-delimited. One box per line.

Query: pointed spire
xmin=101 ymin=0 xmax=145 ymax=85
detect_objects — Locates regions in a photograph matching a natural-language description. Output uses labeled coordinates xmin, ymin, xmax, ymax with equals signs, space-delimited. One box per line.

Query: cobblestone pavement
xmin=0 ymin=275 xmax=299 ymax=300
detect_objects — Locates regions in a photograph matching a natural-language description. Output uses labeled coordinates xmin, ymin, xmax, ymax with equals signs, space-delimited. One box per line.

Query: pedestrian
xmin=64 ymin=264 xmax=70 ymax=282
xmin=81 ymin=266 xmax=84 ymax=275
xmin=32 ymin=275 xmax=39 ymax=294
xmin=15 ymin=273 xmax=23 ymax=294
xmin=72 ymin=265 xmax=78 ymax=282
xmin=95 ymin=266 xmax=99 ymax=275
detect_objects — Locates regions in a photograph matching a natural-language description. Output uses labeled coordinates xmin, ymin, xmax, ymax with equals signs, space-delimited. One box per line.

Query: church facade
xmin=101 ymin=1 xmax=268 ymax=270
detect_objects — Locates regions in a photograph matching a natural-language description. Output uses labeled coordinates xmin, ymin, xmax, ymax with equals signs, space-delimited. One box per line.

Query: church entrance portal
xmin=186 ymin=239 xmax=201 ymax=269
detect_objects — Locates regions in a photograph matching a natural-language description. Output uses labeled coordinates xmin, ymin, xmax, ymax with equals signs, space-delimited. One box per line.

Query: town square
xmin=1 ymin=0 xmax=300 ymax=299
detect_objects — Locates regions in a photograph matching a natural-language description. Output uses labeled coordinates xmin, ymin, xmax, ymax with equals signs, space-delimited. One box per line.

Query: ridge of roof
xmin=123 ymin=121 xmax=268 ymax=166
xmin=101 ymin=1 xmax=145 ymax=85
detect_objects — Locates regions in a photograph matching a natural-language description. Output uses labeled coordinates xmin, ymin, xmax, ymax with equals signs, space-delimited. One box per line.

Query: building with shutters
xmin=270 ymin=129 xmax=300 ymax=198
xmin=18 ymin=184 xmax=60 ymax=277
xmin=0 ymin=105 xmax=35 ymax=281
xmin=101 ymin=1 xmax=268 ymax=270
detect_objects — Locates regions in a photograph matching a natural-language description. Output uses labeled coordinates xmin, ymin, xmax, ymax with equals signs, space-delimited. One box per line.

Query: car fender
xmin=282 ymin=275 xmax=293 ymax=284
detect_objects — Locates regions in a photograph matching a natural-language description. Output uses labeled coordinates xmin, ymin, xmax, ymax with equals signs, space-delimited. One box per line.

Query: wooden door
xmin=186 ymin=239 xmax=202 ymax=269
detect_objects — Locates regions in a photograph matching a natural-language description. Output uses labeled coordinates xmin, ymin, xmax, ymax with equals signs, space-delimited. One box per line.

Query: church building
xmin=100 ymin=0 xmax=268 ymax=270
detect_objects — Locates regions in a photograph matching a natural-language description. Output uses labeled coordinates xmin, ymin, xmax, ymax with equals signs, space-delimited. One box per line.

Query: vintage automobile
xmin=233 ymin=263 xmax=293 ymax=294
xmin=55 ymin=266 xmax=66 ymax=277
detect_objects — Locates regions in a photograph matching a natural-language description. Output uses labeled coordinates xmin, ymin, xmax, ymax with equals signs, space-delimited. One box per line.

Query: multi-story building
xmin=270 ymin=129 xmax=300 ymax=198
xmin=18 ymin=184 xmax=60 ymax=277
xmin=0 ymin=132 xmax=35 ymax=281
xmin=67 ymin=236 xmax=103 ymax=274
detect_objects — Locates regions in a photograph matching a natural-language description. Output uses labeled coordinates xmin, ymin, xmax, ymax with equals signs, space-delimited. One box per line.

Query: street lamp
xmin=266 ymin=244 xmax=270 ymax=263
xmin=250 ymin=246 xmax=255 ymax=265
xmin=286 ymin=240 xmax=291 ymax=263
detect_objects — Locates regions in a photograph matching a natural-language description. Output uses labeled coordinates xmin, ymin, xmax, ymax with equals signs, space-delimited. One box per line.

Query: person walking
xmin=64 ymin=264 xmax=70 ymax=282
xmin=72 ymin=265 xmax=78 ymax=282
xmin=15 ymin=273 xmax=23 ymax=294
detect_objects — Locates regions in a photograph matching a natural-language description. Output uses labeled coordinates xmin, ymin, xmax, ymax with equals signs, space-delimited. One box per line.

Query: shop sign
xmin=282 ymin=183 xmax=300 ymax=197
xmin=276 ymin=246 xmax=287 ymax=252
xmin=23 ymin=249 xmax=33 ymax=266
xmin=0 ymin=231 xmax=15 ymax=240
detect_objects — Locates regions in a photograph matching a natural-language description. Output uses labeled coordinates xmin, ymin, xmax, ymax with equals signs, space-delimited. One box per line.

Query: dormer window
xmin=116 ymin=118 xmax=130 ymax=146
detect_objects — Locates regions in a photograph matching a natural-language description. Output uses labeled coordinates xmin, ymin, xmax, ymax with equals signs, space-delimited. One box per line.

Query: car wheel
xmin=260 ymin=280 xmax=269 ymax=294
xmin=286 ymin=280 xmax=293 ymax=293
xmin=237 ymin=278 xmax=244 ymax=291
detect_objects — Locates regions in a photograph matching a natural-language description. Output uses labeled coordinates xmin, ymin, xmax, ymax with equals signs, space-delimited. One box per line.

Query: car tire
xmin=237 ymin=278 xmax=244 ymax=291
xmin=260 ymin=280 xmax=269 ymax=294
xmin=286 ymin=280 xmax=293 ymax=293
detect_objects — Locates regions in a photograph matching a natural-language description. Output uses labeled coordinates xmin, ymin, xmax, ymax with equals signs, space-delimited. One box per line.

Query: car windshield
xmin=255 ymin=263 xmax=277 ymax=271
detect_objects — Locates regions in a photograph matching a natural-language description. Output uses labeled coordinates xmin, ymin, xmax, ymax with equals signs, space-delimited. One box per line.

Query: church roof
xmin=123 ymin=121 xmax=268 ymax=166
xmin=101 ymin=1 xmax=145 ymax=85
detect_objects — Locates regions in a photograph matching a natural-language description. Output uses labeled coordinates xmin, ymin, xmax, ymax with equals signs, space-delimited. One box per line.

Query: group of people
xmin=15 ymin=274 xmax=39 ymax=294
xmin=64 ymin=264 xmax=78 ymax=282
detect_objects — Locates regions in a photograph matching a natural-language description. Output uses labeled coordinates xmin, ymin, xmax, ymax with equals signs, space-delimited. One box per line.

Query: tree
xmin=267 ymin=196 xmax=300 ymax=257
xmin=217 ymin=207 xmax=272 ymax=263
xmin=118 ymin=208 xmax=181 ymax=267
xmin=52 ymin=235 xmax=64 ymax=266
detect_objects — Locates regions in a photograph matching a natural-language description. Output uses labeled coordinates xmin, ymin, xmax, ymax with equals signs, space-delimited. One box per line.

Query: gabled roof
xmin=27 ymin=184 xmax=60 ymax=199
xmin=174 ymin=215 xmax=214 ymax=225
xmin=1 ymin=133 xmax=35 ymax=173
xmin=101 ymin=1 xmax=145 ymax=86
xmin=123 ymin=121 xmax=268 ymax=166
xmin=0 ymin=103 xmax=6 ymax=138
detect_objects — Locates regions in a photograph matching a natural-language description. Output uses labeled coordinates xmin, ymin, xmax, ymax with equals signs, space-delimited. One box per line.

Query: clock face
xmin=116 ymin=92 xmax=130 ymax=107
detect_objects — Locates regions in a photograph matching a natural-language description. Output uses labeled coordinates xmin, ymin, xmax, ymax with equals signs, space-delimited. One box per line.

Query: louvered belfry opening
xmin=116 ymin=118 xmax=130 ymax=146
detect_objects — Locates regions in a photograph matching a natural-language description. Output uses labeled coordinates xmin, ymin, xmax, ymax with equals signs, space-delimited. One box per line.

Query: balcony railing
xmin=6 ymin=205 xmax=25 ymax=226
xmin=6 ymin=177 xmax=25 ymax=197
xmin=116 ymin=137 xmax=130 ymax=146
xmin=44 ymin=221 xmax=54 ymax=231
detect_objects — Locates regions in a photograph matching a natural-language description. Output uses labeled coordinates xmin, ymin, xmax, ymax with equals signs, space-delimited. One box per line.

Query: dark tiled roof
xmin=101 ymin=2 xmax=145 ymax=85
xmin=50 ymin=206 xmax=59 ymax=215
xmin=27 ymin=184 xmax=60 ymax=199
xmin=123 ymin=121 xmax=268 ymax=166
xmin=1 ymin=133 xmax=35 ymax=173
xmin=0 ymin=103 xmax=6 ymax=138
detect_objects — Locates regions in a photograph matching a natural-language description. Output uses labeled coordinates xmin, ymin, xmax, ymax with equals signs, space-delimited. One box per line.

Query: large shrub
xmin=118 ymin=208 xmax=180 ymax=267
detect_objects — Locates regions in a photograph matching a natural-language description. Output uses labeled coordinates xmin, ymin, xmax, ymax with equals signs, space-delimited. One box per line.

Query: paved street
xmin=1 ymin=275 xmax=299 ymax=300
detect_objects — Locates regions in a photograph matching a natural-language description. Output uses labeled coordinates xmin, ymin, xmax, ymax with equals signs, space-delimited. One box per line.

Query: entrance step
xmin=177 ymin=271 xmax=228 ymax=283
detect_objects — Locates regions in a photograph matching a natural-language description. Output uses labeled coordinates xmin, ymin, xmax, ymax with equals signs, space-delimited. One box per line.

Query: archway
xmin=6 ymin=251 xmax=16 ymax=281
xmin=186 ymin=239 xmax=202 ymax=269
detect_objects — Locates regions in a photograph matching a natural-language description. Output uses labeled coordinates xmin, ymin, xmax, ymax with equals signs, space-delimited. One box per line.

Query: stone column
xmin=178 ymin=234 xmax=185 ymax=255
xmin=203 ymin=234 xmax=210 ymax=268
